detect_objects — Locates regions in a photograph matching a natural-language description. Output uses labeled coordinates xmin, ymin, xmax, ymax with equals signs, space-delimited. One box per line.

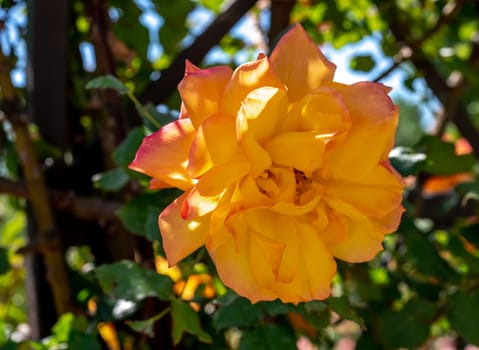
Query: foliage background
xmin=1 ymin=0 xmax=479 ymax=349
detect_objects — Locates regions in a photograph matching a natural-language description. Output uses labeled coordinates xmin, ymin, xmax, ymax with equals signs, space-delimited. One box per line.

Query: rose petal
xmin=159 ymin=193 xmax=210 ymax=266
xmin=324 ymin=82 xmax=399 ymax=178
xmin=242 ymin=209 xmax=299 ymax=284
xmin=196 ymin=157 xmax=250 ymax=197
xmin=371 ymin=205 xmax=405 ymax=233
xmin=263 ymin=131 xmax=329 ymax=174
xmin=325 ymin=164 xmax=404 ymax=218
xmin=249 ymin=232 xmax=286 ymax=286
xmin=272 ymin=223 xmax=336 ymax=303
xmin=188 ymin=113 xmax=238 ymax=177
xmin=208 ymin=226 xmax=277 ymax=303
xmin=237 ymin=87 xmax=288 ymax=143
xmin=221 ymin=56 xmax=284 ymax=116
xmin=316 ymin=207 xmax=348 ymax=246
xmin=178 ymin=61 xmax=233 ymax=128
xmin=297 ymin=87 xmax=350 ymax=135
xmin=129 ymin=119 xmax=195 ymax=190
xmin=181 ymin=185 xmax=231 ymax=219
xmin=270 ymin=24 xmax=336 ymax=101
xmin=330 ymin=219 xmax=385 ymax=263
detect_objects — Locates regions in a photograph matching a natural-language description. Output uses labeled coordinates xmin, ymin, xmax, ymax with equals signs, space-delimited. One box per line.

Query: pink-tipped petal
xmin=179 ymin=63 xmax=233 ymax=128
xmin=129 ymin=119 xmax=195 ymax=191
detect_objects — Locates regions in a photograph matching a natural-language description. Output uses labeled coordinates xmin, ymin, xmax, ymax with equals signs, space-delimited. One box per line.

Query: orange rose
xmin=130 ymin=24 xmax=404 ymax=303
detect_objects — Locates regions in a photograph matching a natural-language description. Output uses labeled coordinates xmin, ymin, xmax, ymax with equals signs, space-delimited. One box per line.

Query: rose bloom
xmin=130 ymin=24 xmax=404 ymax=303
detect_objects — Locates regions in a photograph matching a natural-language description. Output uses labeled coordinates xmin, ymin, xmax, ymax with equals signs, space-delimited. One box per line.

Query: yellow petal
xmin=324 ymin=164 xmax=404 ymax=218
xmin=371 ymin=205 xmax=405 ymax=233
xmin=330 ymin=219 xmax=384 ymax=263
xmin=178 ymin=62 xmax=233 ymax=128
xmin=238 ymin=133 xmax=272 ymax=177
xmin=297 ymin=87 xmax=350 ymax=135
xmin=270 ymin=24 xmax=336 ymax=101
xmin=208 ymin=226 xmax=277 ymax=303
xmin=316 ymin=208 xmax=348 ymax=246
xmin=159 ymin=193 xmax=210 ymax=266
xmin=324 ymin=82 xmax=399 ymax=178
xmin=238 ymin=175 xmax=272 ymax=206
xmin=129 ymin=119 xmax=195 ymax=191
xmin=249 ymin=232 xmax=286 ymax=286
xmin=273 ymin=223 xmax=336 ymax=303
xmin=196 ymin=157 xmax=250 ymax=196
xmin=295 ymin=223 xmax=336 ymax=299
xmin=263 ymin=131 xmax=328 ymax=173
xmin=237 ymin=87 xmax=288 ymax=143
xmin=242 ymin=209 xmax=299 ymax=284
xmin=188 ymin=113 xmax=238 ymax=177
xmin=271 ymin=195 xmax=321 ymax=216
xmin=181 ymin=186 xmax=229 ymax=219
xmin=206 ymin=202 xmax=245 ymax=252
xmin=221 ymin=56 xmax=284 ymax=116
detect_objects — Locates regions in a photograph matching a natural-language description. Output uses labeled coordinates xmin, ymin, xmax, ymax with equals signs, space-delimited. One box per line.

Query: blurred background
xmin=1 ymin=0 xmax=479 ymax=349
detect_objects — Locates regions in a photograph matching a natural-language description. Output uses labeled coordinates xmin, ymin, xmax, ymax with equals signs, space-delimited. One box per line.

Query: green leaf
xmin=395 ymin=98 xmax=424 ymax=146
xmin=417 ymin=136 xmax=475 ymax=175
xmin=199 ymin=0 xmax=224 ymax=13
xmin=213 ymin=297 xmax=262 ymax=330
xmin=378 ymin=298 xmax=436 ymax=349
xmin=113 ymin=127 xmax=145 ymax=167
xmin=92 ymin=168 xmax=129 ymax=192
xmin=258 ymin=299 xmax=298 ymax=317
xmin=0 ymin=246 xmax=11 ymax=275
xmin=95 ymin=260 xmax=173 ymax=302
xmin=145 ymin=207 xmax=162 ymax=242
xmin=85 ymin=75 xmax=128 ymax=94
xmin=460 ymin=223 xmax=479 ymax=250
xmin=349 ymin=54 xmax=375 ymax=72
xmin=447 ymin=290 xmax=479 ymax=345
xmin=50 ymin=313 xmax=101 ymax=350
xmin=137 ymin=104 xmax=176 ymax=131
xmin=327 ymin=296 xmax=366 ymax=328
xmin=171 ymin=299 xmax=212 ymax=345
xmin=126 ymin=310 xmax=170 ymax=338
xmin=389 ymin=147 xmax=427 ymax=176
xmin=239 ymin=325 xmax=296 ymax=350
xmin=116 ymin=190 xmax=179 ymax=239
xmin=404 ymin=232 xmax=459 ymax=283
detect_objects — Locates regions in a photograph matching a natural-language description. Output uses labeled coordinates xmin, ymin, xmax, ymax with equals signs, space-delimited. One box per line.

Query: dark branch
xmin=139 ymin=0 xmax=258 ymax=105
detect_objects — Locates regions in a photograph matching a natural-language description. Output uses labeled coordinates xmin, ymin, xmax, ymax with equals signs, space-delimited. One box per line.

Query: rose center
xmin=294 ymin=169 xmax=312 ymax=196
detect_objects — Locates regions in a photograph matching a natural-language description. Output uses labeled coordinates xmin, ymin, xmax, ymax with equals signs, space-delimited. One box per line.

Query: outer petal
xmin=371 ymin=205 xmax=405 ymax=233
xmin=270 ymin=24 xmax=336 ymax=101
xmin=129 ymin=119 xmax=195 ymax=190
xmin=324 ymin=82 xmax=399 ymax=178
xmin=159 ymin=193 xmax=210 ymax=266
xmin=324 ymin=164 xmax=404 ymax=218
xmin=178 ymin=61 xmax=233 ymax=128
xmin=208 ymin=226 xmax=277 ymax=303
xmin=221 ymin=56 xmax=285 ymax=116
xmin=272 ymin=223 xmax=336 ymax=303
xmin=330 ymin=219 xmax=384 ymax=263
xmin=316 ymin=208 xmax=348 ymax=246
xmin=241 ymin=209 xmax=299 ymax=284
